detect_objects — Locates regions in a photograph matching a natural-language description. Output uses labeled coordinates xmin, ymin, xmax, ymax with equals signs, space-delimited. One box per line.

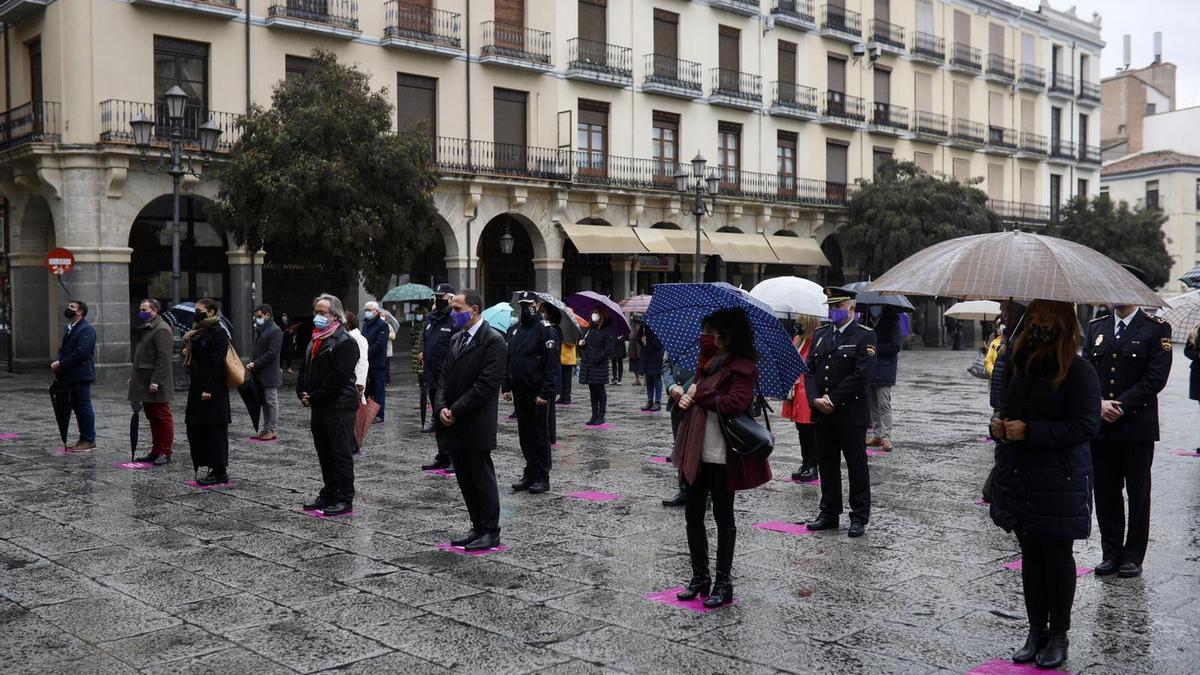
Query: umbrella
xmin=164 ymin=302 xmax=234 ymax=337
xmin=481 ymin=302 xmax=516 ymax=332
xmin=644 ymin=282 xmax=806 ymax=399
xmin=1180 ymin=265 xmax=1200 ymax=290
xmin=843 ymin=281 xmax=915 ymax=312
xmin=943 ymin=300 xmax=1003 ymax=322
xmin=867 ymin=230 xmax=1165 ymax=307
xmin=382 ymin=283 xmax=435 ymax=303
xmin=237 ymin=378 xmax=263 ymax=431
xmin=567 ymin=307 xmax=590 ymax=329
xmin=418 ymin=372 xmax=427 ymax=429
xmin=566 ymin=291 xmax=630 ymax=336
xmin=355 ymin=398 xmax=382 ymax=449
xmin=619 ymin=295 xmax=653 ymax=316
xmin=1159 ymin=291 xmax=1200 ymax=343
xmin=749 ymin=277 xmax=828 ymax=319
xmin=129 ymin=401 xmax=142 ymax=462
xmin=48 ymin=380 xmax=73 ymax=449
xmin=513 ymin=292 xmax=582 ymax=345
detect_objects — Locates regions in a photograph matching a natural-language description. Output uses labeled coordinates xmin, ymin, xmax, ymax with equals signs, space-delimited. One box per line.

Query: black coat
xmin=990 ymin=355 xmax=1100 ymax=540
xmin=362 ymin=316 xmax=390 ymax=371
xmin=250 ymin=322 xmax=283 ymax=388
xmin=296 ymin=328 xmax=360 ymax=414
xmin=422 ymin=308 xmax=457 ymax=382
xmin=578 ymin=324 xmax=615 ymax=385
xmin=185 ymin=327 xmax=231 ymax=427
xmin=435 ymin=321 xmax=507 ymax=453
xmin=639 ymin=326 xmax=666 ymax=374
xmin=868 ymin=312 xmax=903 ymax=386
xmin=1186 ymin=329 xmax=1200 ymax=401
xmin=56 ymin=319 xmax=96 ymax=384
xmin=502 ymin=316 xmax=560 ymax=400
xmin=1083 ymin=311 xmax=1172 ymax=443
xmin=805 ymin=320 xmax=878 ymax=427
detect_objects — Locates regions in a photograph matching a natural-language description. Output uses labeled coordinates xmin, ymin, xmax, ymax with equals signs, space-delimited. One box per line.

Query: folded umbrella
xmin=943 ymin=300 xmax=1003 ymax=322
xmin=566 ymin=291 xmax=630 ymax=336
xmin=129 ymin=401 xmax=142 ymax=462
xmin=237 ymin=377 xmax=263 ymax=432
xmin=843 ymin=281 xmax=915 ymax=312
xmin=381 ymin=283 xmax=435 ymax=303
xmin=355 ymin=398 xmax=382 ymax=449
xmin=749 ymin=277 xmax=828 ymax=318
xmin=418 ymin=373 xmax=427 ymax=429
xmin=644 ymin=282 xmax=806 ymax=399
xmin=48 ymin=379 xmax=73 ymax=450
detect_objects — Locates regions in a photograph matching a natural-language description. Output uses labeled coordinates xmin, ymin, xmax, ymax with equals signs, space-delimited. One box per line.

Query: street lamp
xmin=674 ymin=152 xmax=719 ymax=282
xmin=499 ymin=223 xmax=515 ymax=255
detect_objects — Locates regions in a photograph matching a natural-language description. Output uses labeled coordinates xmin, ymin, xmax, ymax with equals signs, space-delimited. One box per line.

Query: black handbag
xmin=715 ymin=392 xmax=775 ymax=459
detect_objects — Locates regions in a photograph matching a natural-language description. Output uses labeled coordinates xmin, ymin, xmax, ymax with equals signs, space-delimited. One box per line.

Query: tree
xmin=210 ymin=49 xmax=438 ymax=297
xmin=840 ymin=160 xmax=1002 ymax=279
xmin=1044 ymin=195 xmax=1172 ymax=289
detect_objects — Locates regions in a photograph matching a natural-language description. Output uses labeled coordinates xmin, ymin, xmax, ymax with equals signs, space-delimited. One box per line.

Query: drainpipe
xmin=465 ymin=0 xmax=472 ymax=167
xmin=465 ymin=207 xmax=478 ymax=288
xmin=4 ymin=23 xmax=10 ymax=110
xmin=244 ymin=0 xmax=251 ymax=113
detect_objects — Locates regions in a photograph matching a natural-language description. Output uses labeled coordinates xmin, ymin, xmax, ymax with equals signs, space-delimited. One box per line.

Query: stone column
xmin=610 ymin=255 xmax=635 ymax=300
xmin=532 ymin=257 xmax=564 ymax=298
xmin=7 ymin=252 xmax=53 ymax=373
xmin=444 ymin=255 xmax=475 ymax=292
xmin=226 ymin=248 xmax=265 ymax=357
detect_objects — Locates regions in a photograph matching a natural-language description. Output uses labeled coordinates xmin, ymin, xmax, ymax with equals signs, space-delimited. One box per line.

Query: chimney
xmin=1122 ymin=34 xmax=1131 ymax=70
xmin=1153 ymin=31 xmax=1162 ymax=64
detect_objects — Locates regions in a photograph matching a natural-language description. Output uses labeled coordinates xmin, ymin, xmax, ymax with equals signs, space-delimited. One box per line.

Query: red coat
xmin=781 ymin=336 xmax=813 ymax=424
xmin=671 ymin=355 xmax=772 ymax=491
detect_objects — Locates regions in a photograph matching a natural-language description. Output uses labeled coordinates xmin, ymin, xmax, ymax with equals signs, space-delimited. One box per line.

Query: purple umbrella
xmin=566 ymin=292 xmax=629 ymax=336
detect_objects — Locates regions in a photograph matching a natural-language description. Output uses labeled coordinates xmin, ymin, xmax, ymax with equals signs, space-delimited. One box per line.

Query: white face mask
xmin=591 ymin=313 xmax=600 ymax=323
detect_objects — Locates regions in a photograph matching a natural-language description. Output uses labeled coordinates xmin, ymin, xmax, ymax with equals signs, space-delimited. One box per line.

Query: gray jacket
xmin=128 ymin=315 xmax=173 ymax=403
xmin=251 ymin=321 xmax=284 ymax=388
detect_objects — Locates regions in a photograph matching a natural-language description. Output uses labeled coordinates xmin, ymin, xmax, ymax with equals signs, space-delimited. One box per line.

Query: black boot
xmin=677 ymin=517 xmax=710 ymax=601
xmin=704 ymin=574 xmax=734 ymax=608
xmin=586 ymin=398 xmax=598 ymax=426
xmin=703 ymin=527 xmax=736 ymax=608
xmin=1012 ymin=628 xmax=1047 ymax=664
xmin=1035 ymin=632 xmax=1068 ymax=669
xmin=596 ymin=397 xmax=607 ymax=425
xmin=662 ymin=489 xmax=686 ymax=507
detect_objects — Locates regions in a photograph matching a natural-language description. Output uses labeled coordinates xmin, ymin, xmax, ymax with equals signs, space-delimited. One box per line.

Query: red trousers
xmin=144 ymin=402 xmax=174 ymax=456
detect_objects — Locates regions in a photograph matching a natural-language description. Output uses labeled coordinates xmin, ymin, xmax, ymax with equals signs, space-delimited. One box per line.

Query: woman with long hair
xmin=578 ymin=306 xmax=615 ymax=426
xmin=672 ymin=308 xmax=772 ymax=608
xmin=182 ymin=297 xmax=231 ymax=486
xmin=784 ymin=314 xmax=823 ymax=482
xmin=990 ymin=300 xmax=1100 ymax=670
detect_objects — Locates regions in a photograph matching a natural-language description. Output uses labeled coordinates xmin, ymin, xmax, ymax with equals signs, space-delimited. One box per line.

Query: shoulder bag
xmin=224 ymin=343 xmax=246 ymax=389
xmin=715 ymin=391 xmax=775 ymax=459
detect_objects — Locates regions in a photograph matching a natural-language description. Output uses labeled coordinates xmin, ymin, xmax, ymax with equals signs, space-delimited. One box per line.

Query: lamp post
xmin=674 ymin=153 xmax=720 ymax=283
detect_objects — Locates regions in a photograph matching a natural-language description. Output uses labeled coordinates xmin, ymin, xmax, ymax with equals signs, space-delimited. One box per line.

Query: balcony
xmin=1049 ymin=72 xmax=1075 ymax=99
xmin=912 ymin=110 xmax=949 ymax=141
xmin=769 ymin=82 xmax=819 ymax=121
xmin=99 ymin=99 xmax=241 ymax=153
xmin=771 ymin=0 xmax=816 ymax=31
xmin=1048 ymin=138 xmax=1076 ymax=163
xmin=433 ymin=137 xmax=571 ymax=181
xmin=130 ymin=0 xmax=241 ymax=19
xmin=709 ymin=69 xmax=763 ymax=110
xmin=382 ymin=1 xmax=462 ymax=55
xmin=988 ymin=199 xmax=1051 ymax=226
xmin=1018 ymin=64 xmax=1046 ymax=90
xmin=950 ymin=43 xmax=982 ymax=75
xmin=986 ymin=54 xmax=1014 ymax=83
xmin=911 ymin=32 xmax=945 ymax=65
xmin=480 ymin=21 xmax=553 ymax=72
xmin=1079 ymin=144 xmax=1101 ymax=165
xmin=0 ymin=101 xmax=60 ymax=151
xmin=821 ymin=90 xmax=865 ymax=128
xmin=985 ymin=125 xmax=1017 ymax=155
xmin=710 ymin=0 xmax=761 ymax=17
xmin=266 ymin=0 xmax=360 ymax=39
xmin=950 ymin=118 xmax=985 ymax=148
xmin=819 ymin=5 xmax=861 ymax=43
xmin=710 ymin=167 xmax=848 ymax=207
xmin=566 ymin=39 xmax=632 ymax=87
xmin=1017 ymin=131 xmax=1048 ymax=157
xmin=1079 ymin=80 xmax=1100 ymax=105
xmin=642 ymin=54 xmax=703 ymax=100
xmin=870 ymin=101 xmax=909 ymax=136
xmin=0 ymin=0 xmax=52 ymax=24
xmin=869 ymin=19 xmax=904 ymax=55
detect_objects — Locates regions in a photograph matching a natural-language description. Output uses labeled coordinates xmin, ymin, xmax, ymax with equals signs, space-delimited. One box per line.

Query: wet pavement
xmin=1 ymin=348 xmax=1198 ymax=673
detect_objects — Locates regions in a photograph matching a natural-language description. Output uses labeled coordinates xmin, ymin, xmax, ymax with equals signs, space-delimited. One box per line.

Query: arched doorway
xmin=562 ymin=217 xmax=613 ymax=297
xmin=637 ymin=221 xmax=683 ymax=293
xmin=819 ymin=234 xmax=844 ymax=286
xmin=128 ymin=194 xmax=228 ymax=314
xmin=7 ymin=195 xmax=56 ymax=369
xmin=478 ymin=213 xmax=535 ymax=306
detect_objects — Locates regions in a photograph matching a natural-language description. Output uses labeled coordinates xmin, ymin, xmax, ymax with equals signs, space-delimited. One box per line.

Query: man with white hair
xmin=361 ymin=300 xmax=391 ymax=424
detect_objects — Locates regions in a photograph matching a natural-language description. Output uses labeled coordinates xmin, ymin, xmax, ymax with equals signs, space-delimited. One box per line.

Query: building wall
xmin=1103 ymin=168 xmax=1200 ymax=294
xmin=1142 ymin=106 xmax=1200 ymax=156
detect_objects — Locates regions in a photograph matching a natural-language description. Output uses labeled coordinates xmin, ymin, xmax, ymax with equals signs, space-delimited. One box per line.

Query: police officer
xmin=1084 ymin=304 xmax=1172 ymax=578
xmin=420 ymin=283 xmax=458 ymax=470
xmin=502 ymin=291 xmax=560 ymax=494
xmin=804 ymin=287 xmax=878 ymax=538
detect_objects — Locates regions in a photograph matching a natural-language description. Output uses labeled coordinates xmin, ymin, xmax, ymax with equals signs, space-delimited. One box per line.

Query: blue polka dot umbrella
xmin=644 ymin=282 xmax=806 ymax=399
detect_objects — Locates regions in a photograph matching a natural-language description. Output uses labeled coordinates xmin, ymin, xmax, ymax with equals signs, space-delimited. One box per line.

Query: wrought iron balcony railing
xmin=951 ymin=43 xmax=982 ymax=72
xmin=912 ymin=31 xmax=944 ymax=61
xmin=433 ymin=137 xmax=570 ymax=180
xmin=1019 ymin=64 xmax=1046 ymax=88
xmin=820 ymin=5 xmax=861 ymax=37
xmin=773 ymin=81 xmax=818 ymax=112
xmin=1079 ymin=80 xmax=1100 ymax=102
xmin=1079 ymin=144 xmax=1101 ymax=164
xmin=0 ymin=100 xmax=60 ymax=151
xmin=870 ymin=18 xmax=904 ymax=50
xmin=99 ymin=99 xmax=241 ymax=152
xmin=988 ymin=199 xmax=1051 ymax=224
xmin=268 ymin=0 xmax=358 ymax=30
xmin=987 ymin=53 xmax=1014 ymax=81
xmin=952 ymin=118 xmax=985 ymax=144
xmin=710 ymin=166 xmax=848 ymax=206
xmin=871 ymin=101 xmax=909 ymax=131
xmin=1050 ymin=138 xmax=1076 ymax=159
xmin=384 ymin=1 xmax=460 ymax=48
xmin=480 ymin=21 xmax=552 ymax=65
xmin=771 ymin=0 xmax=815 ymax=25
xmin=913 ymin=110 xmax=948 ymax=137
xmin=644 ymin=54 xmax=703 ymax=93
xmin=567 ymin=38 xmax=632 ymax=79
xmin=1019 ymin=131 xmax=1048 ymax=155
xmin=710 ymin=68 xmax=763 ymax=103
xmin=1050 ymin=72 xmax=1075 ymax=95
xmin=988 ymin=125 xmax=1017 ymax=149
xmin=823 ymin=90 xmax=865 ymax=121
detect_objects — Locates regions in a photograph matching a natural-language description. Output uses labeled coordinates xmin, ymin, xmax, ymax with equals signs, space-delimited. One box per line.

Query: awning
xmin=634 ymin=227 xmax=718 ymax=256
xmin=703 ymin=231 xmax=781 ymax=264
xmin=559 ymin=223 xmax=648 ymax=255
xmin=765 ymin=235 xmax=830 ymax=266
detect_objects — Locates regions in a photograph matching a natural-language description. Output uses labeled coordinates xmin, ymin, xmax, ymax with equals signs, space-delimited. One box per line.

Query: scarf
xmin=181 ymin=315 xmax=221 ymax=366
xmin=310 ymin=320 xmax=342 ymax=359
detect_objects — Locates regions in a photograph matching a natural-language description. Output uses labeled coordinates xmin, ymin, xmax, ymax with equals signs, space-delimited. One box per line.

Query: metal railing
xmin=987 ymin=125 xmax=1017 ymax=149
xmin=872 ymin=101 xmax=909 ymax=130
xmin=710 ymin=68 xmax=763 ymax=103
xmin=820 ymin=5 xmax=861 ymax=36
xmin=913 ymin=110 xmax=948 ymax=137
xmin=712 ymin=0 xmax=760 ymax=11
xmin=268 ymin=0 xmax=358 ymax=30
xmin=0 ymin=100 xmax=60 ymax=150
xmin=480 ymin=21 xmax=552 ymax=65
xmin=433 ymin=137 xmax=570 ymax=180
xmin=1050 ymin=72 xmax=1075 ymax=95
xmin=1050 ymin=138 xmax=1076 ymax=159
xmin=823 ymin=90 xmax=865 ymax=121
xmin=1079 ymin=144 xmax=1101 ymax=164
xmin=913 ymin=31 xmax=944 ymax=61
xmin=1079 ymin=80 xmax=1100 ymax=101
xmin=1019 ymin=131 xmax=1047 ymax=155
xmin=99 ymin=99 xmax=241 ymax=152
xmin=987 ymin=53 xmax=1014 ymax=80
xmin=644 ymin=54 xmax=703 ymax=92
xmin=772 ymin=81 xmax=817 ymax=112
xmin=1019 ymin=64 xmax=1045 ymax=88
xmin=567 ymin=38 xmax=632 ymax=78
xmin=951 ymin=43 xmax=981 ymax=71
xmin=870 ymin=18 xmax=904 ymax=49
xmin=384 ymin=1 xmax=460 ymax=48
xmin=952 ymin=118 xmax=985 ymax=144
xmin=708 ymin=166 xmax=848 ymax=206
xmin=988 ymin=199 xmax=1051 ymax=224
xmin=772 ymin=0 xmax=814 ymax=23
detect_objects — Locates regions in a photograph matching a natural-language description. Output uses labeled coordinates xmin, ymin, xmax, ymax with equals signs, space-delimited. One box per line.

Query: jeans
xmin=69 ymin=383 xmax=95 ymax=443
xmin=144 ymin=402 xmax=174 ymax=456
xmin=645 ymin=373 xmax=663 ymax=404
xmin=261 ymin=387 xmax=279 ymax=434
xmin=867 ymin=385 xmax=893 ymax=440
xmin=1015 ymin=532 xmax=1078 ymax=633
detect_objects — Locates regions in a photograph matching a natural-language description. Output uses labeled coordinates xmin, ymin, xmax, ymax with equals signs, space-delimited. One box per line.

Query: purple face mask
xmin=828 ymin=307 xmax=851 ymax=325
xmin=450 ymin=309 xmax=472 ymax=328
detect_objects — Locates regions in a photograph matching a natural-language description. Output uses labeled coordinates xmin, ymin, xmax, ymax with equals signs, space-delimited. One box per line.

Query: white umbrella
xmin=1159 ymin=290 xmax=1200 ymax=343
xmin=749 ymin=276 xmax=828 ymax=319
xmin=943 ymin=300 xmax=1002 ymax=322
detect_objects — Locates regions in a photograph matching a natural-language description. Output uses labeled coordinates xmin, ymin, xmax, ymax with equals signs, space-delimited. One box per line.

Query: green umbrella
xmin=481 ymin=302 xmax=516 ymax=332
xmin=381 ymin=283 xmax=435 ymax=303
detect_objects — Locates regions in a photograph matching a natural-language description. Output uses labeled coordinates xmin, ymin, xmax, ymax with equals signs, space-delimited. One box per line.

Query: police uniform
xmin=503 ymin=291 xmax=561 ymax=492
xmin=1084 ymin=309 xmax=1172 ymax=575
xmin=805 ymin=287 xmax=878 ymax=533
xmin=421 ymin=283 xmax=458 ymax=468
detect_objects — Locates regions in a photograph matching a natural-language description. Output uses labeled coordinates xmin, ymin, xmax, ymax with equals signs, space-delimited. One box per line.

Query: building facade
xmin=1100 ymin=58 xmax=1175 ymax=161
xmin=0 ymin=0 xmax=1102 ymax=379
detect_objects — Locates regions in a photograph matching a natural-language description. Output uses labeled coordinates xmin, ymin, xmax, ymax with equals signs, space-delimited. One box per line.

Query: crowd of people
xmin=44 ymin=278 xmax=1198 ymax=671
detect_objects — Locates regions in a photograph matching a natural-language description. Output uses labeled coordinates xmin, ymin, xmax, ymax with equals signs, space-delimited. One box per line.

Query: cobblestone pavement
xmin=1 ymin=349 xmax=1198 ymax=674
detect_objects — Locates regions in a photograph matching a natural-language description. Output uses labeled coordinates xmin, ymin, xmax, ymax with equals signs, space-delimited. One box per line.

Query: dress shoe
xmin=847 ymin=522 xmax=866 ymax=538
xmin=302 ymin=495 xmax=333 ymax=511
xmin=511 ymin=478 xmax=532 ymax=492
xmin=71 ymin=441 xmax=96 ymax=452
xmin=662 ymin=490 xmax=687 ymax=507
xmin=703 ymin=575 xmax=734 ymax=608
xmin=804 ymin=515 xmax=839 ymax=531
xmin=372 ymin=416 xmax=384 ymax=425
xmin=880 ymin=439 xmax=894 ymax=452
xmin=557 ymin=398 xmax=571 ymax=405
xmin=257 ymin=432 xmax=278 ymax=441
xmin=196 ymin=470 xmax=229 ymax=487
xmin=651 ymin=403 xmax=662 ymax=411
xmin=1012 ymin=629 xmax=1047 ymax=664
xmin=134 ymin=451 xmax=156 ymax=463
xmin=152 ymin=454 xmax=171 ymax=466
xmin=464 ymin=529 xmax=501 ymax=551
xmin=527 ymin=481 xmax=550 ymax=494
xmin=640 ymin=402 xmax=654 ymax=411
xmin=421 ymin=459 xmax=448 ymax=471
xmin=866 ymin=436 xmax=883 ymax=447
xmin=1035 ymin=632 xmax=1068 ymax=669
xmin=321 ymin=501 xmax=353 ymax=516
xmin=1118 ymin=562 xmax=1142 ymax=578
xmin=421 ymin=424 xmax=437 ymax=433
xmin=676 ymin=576 xmax=711 ymax=600
xmin=791 ymin=464 xmax=818 ymax=482
xmin=1094 ymin=559 xmax=1118 ymax=576
xmin=450 ymin=528 xmax=480 ymax=547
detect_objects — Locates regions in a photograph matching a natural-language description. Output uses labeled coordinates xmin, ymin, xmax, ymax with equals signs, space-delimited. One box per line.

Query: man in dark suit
xmin=362 ymin=300 xmax=391 ymax=424
xmin=1084 ymin=305 xmax=1172 ymax=578
xmin=804 ymin=287 xmax=878 ymax=538
xmin=51 ymin=299 xmax=97 ymax=451
xmin=435 ymin=289 xmax=507 ymax=551
xmin=247 ymin=304 xmax=283 ymax=441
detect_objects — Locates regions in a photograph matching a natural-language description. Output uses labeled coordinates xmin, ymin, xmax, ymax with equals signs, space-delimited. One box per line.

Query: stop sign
xmin=44 ymin=247 xmax=75 ymax=276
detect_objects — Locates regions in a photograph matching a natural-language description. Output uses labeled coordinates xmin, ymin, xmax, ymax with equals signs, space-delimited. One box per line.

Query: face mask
xmin=254 ymin=317 xmax=266 ymax=327
xmin=591 ymin=313 xmax=600 ymax=323
xmin=520 ymin=305 xmax=536 ymax=324
xmin=868 ymin=306 xmax=882 ymax=319
xmin=829 ymin=307 xmax=851 ymax=325
xmin=312 ymin=315 xmax=331 ymax=330
xmin=364 ymin=311 xmax=376 ymax=321
xmin=138 ymin=310 xmax=153 ymax=321
xmin=450 ymin=309 xmax=472 ymax=328
xmin=1024 ymin=323 xmax=1058 ymax=347
xmin=699 ymin=334 xmax=719 ymax=357
xmin=64 ymin=307 xmax=77 ymax=319
xmin=435 ymin=299 xmax=449 ymax=310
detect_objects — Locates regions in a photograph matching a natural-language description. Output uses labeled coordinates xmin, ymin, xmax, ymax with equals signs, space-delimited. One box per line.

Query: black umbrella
xmin=164 ymin=302 xmax=234 ymax=337
xmin=48 ymin=379 xmax=73 ymax=449
xmin=843 ymin=281 xmax=916 ymax=312
xmin=237 ymin=378 xmax=263 ymax=432
xmin=1179 ymin=265 xmax=1200 ymax=290
xmin=129 ymin=401 xmax=142 ymax=462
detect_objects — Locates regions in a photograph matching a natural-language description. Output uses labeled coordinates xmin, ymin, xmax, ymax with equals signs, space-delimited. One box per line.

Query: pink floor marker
xmin=866 ymin=448 xmax=890 ymax=457
xmin=114 ymin=461 xmax=154 ymax=471
xmin=436 ymin=542 xmax=508 ymax=556
xmin=424 ymin=468 xmax=455 ymax=477
xmin=643 ymin=587 xmax=736 ymax=613
xmin=967 ymin=658 xmax=1073 ymax=674
xmin=1171 ymin=450 xmax=1200 ymax=458
xmin=568 ymin=491 xmax=621 ymax=502
xmin=54 ymin=447 xmax=76 ymax=456
xmin=301 ymin=508 xmax=354 ymax=519
xmin=246 ymin=437 xmax=279 ymax=444
xmin=790 ymin=477 xmax=820 ymax=486
xmin=753 ymin=521 xmax=816 ymax=536
xmin=585 ymin=423 xmax=612 ymax=430
xmin=0 ymin=433 xmax=19 ymax=440
xmin=551 ymin=443 xmax=560 ymax=449
xmin=1003 ymin=559 xmax=1092 ymax=577
xmin=184 ymin=480 xmax=234 ymax=490
xmin=636 ymin=409 xmax=661 ymax=415
xmin=974 ymin=498 xmax=990 ymax=506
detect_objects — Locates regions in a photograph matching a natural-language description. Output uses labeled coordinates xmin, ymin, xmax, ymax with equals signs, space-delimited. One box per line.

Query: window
xmin=914 ymin=151 xmax=934 ymax=172
xmin=954 ymin=10 xmax=970 ymax=47
xmin=1077 ymin=178 xmax=1088 ymax=198
xmin=397 ymin=73 xmax=436 ymax=140
xmin=578 ymin=0 xmax=606 ymax=44
xmin=285 ymin=55 xmax=315 ymax=81
xmin=1020 ymin=168 xmax=1035 ymax=203
xmin=826 ymin=140 xmax=848 ymax=200
xmin=1051 ymin=45 xmax=1062 ymax=80
xmin=916 ymin=0 xmax=933 ymax=35
xmin=1050 ymin=174 xmax=1062 ymax=220
xmin=577 ymin=99 xmax=609 ymax=176
xmin=154 ymin=36 xmax=209 ymax=132
xmin=718 ymin=122 xmax=741 ymax=187
xmin=1196 ymin=178 xmax=1200 ymax=210
xmin=1146 ymin=102 xmax=1157 ymax=116
xmin=28 ymin=38 xmax=41 ymax=105
xmin=1146 ymin=180 xmax=1160 ymax=210
xmin=952 ymin=158 xmax=971 ymax=183
xmin=987 ymin=163 xmax=1004 ymax=199
xmin=1021 ymin=33 xmax=1036 ymax=66
xmin=777 ymin=131 xmax=797 ymax=194
xmin=493 ymin=88 xmax=528 ymax=171
xmin=1078 ymin=113 xmax=1089 ymax=150
xmin=651 ymin=111 xmax=679 ymax=183
xmin=1050 ymin=106 xmax=1062 ymax=149
xmin=1195 ymin=222 xmax=1200 ymax=264
xmin=914 ymin=71 xmax=933 ymax=112
xmin=718 ymin=26 xmax=741 ymax=90
xmin=652 ymin=8 xmax=679 ymax=80
xmin=873 ymin=147 xmax=894 ymax=176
